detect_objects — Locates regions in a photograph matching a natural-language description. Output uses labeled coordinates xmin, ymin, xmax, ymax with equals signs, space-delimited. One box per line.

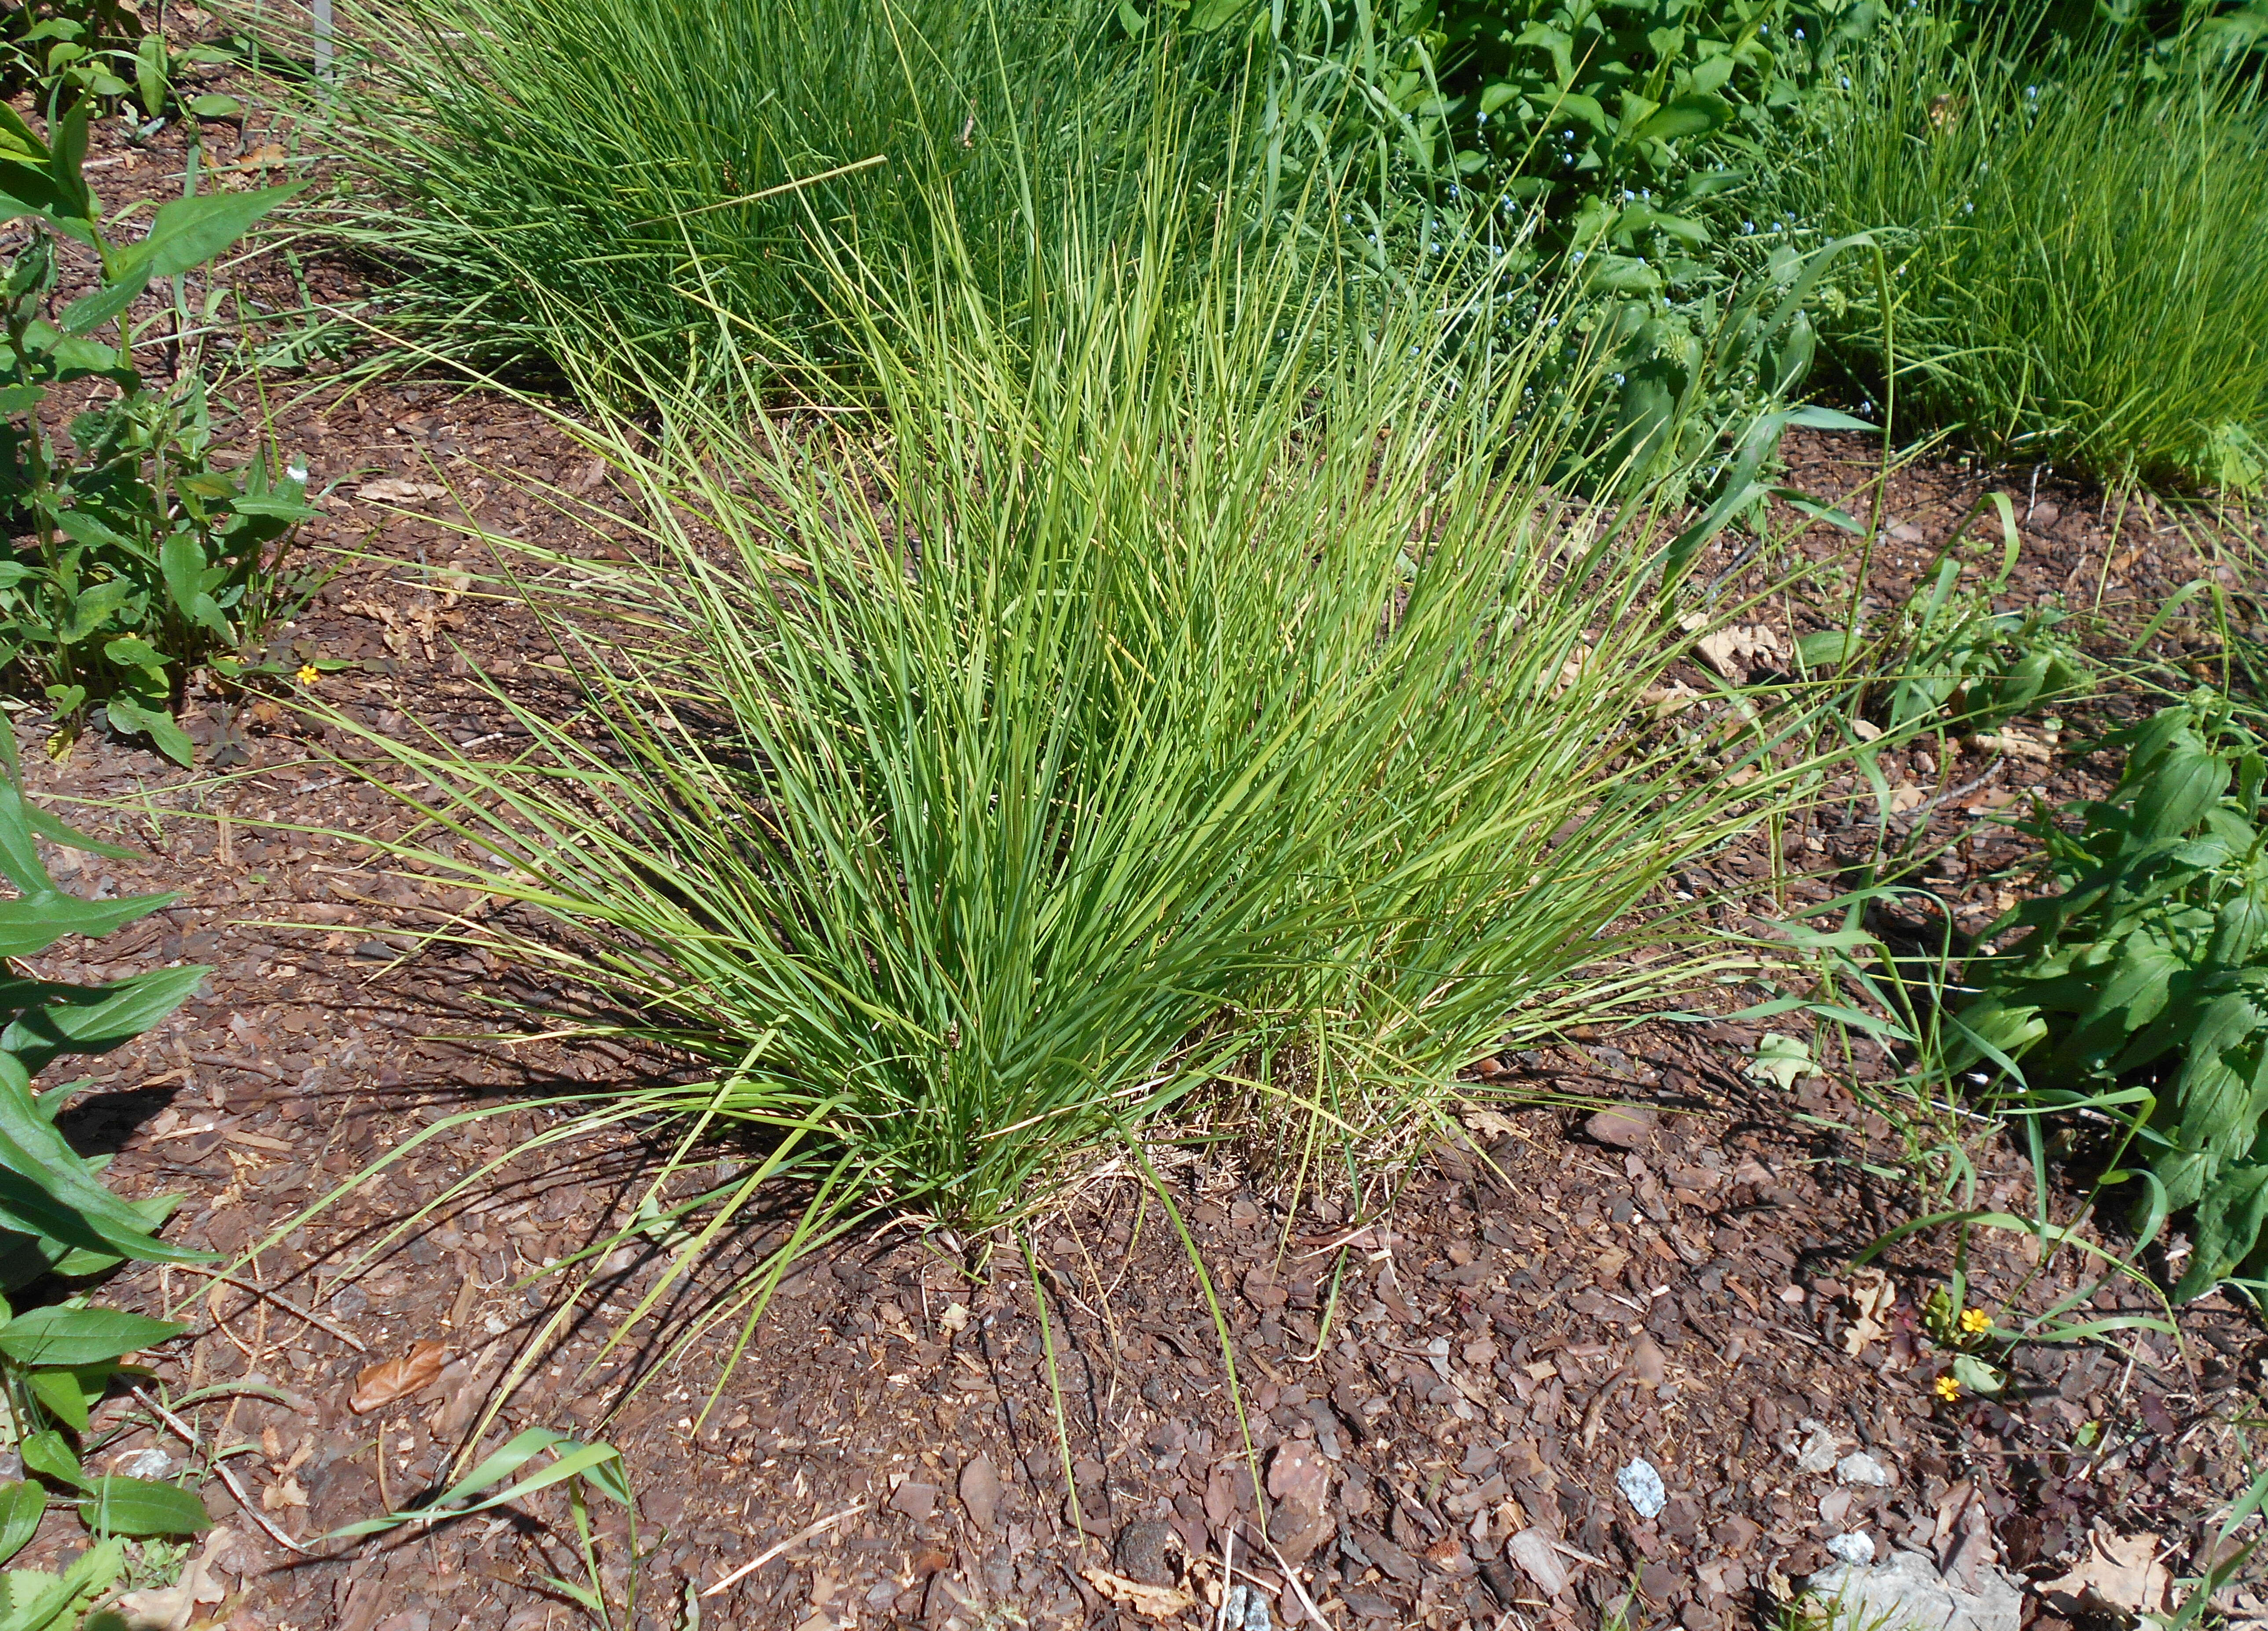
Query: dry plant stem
xmin=169 ymin=1263 xmax=370 ymax=1351
xmin=131 ymin=1385 xmax=318 ymax=1557
xmin=701 ymin=1503 xmax=864 ymax=1597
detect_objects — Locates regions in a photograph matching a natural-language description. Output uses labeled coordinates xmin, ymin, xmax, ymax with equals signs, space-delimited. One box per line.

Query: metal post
xmin=312 ymin=0 xmax=334 ymax=83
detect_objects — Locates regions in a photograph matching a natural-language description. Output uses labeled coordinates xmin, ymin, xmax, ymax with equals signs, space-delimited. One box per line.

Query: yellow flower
xmin=1934 ymin=1374 xmax=1961 ymax=1402
xmin=1959 ymin=1307 xmax=1992 ymax=1335
xmin=296 ymin=663 xmax=320 ymax=686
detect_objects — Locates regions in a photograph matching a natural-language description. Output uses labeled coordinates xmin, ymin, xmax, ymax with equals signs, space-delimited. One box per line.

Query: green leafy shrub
xmin=1798 ymin=503 xmax=2091 ymax=736
xmin=0 ymin=751 xmax=217 ymax=1559
xmin=1749 ymin=9 xmax=2268 ymax=491
xmin=0 ymin=100 xmax=312 ymax=763
xmin=1953 ymin=693 xmax=2268 ymax=1300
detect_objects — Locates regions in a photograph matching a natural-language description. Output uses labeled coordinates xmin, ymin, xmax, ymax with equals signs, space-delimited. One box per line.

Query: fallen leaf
xmin=1505 ymin=1527 xmax=1570 ymax=1597
xmin=1967 ymin=727 xmax=2057 ymax=763
xmin=1693 ymin=624 xmax=1787 ymax=686
xmin=1887 ymin=782 xmax=1927 ymax=814
xmin=1082 ymin=1566 xmax=1196 ymax=1620
xmin=1842 ymin=1267 xmax=1894 ymax=1356
xmin=937 ymin=1302 xmax=970 ymax=1335
xmin=261 ymin=1473 xmax=307 ymax=1512
xmin=350 ymin=1340 xmax=451 ymax=1414
xmin=2041 ymin=1532 xmax=2172 ymax=1616
xmin=357 ymin=477 xmax=447 ymax=504
xmin=1745 ymin=1033 xmax=1819 ymax=1091
xmin=1460 ymin=1106 xmax=1522 ymax=1140
xmin=113 ymin=1528 xmax=233 ymax=1631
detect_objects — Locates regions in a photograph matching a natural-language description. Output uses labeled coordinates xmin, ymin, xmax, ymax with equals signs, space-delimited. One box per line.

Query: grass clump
xmin=324 ymin=150 xmax=1829 ymax=1378
xmin=296 ymin=0 xmax=1194 ymax=392
xmin=1755 ymin=13 xmax=2268 ymax=493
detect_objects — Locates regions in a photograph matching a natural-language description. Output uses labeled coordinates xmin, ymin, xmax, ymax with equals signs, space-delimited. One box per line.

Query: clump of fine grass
xmin=316 ymin=139 xmax=1832 ymax=1393
xmin=287 ymin=0 xmax=1206 ymax=394
xmin=1755 ymin=12 xmax=2268 ymax=493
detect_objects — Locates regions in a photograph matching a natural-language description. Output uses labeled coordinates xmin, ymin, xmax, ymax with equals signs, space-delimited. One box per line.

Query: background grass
xmin=300 ymin=0 xmax=1221 ymax=394
xmin=1753 ymin=9 xmax=2268 ymax=493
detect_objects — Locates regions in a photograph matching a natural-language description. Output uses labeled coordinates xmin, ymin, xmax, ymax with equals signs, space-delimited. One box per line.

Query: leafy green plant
xmin=0 ymin=1537 xmax=122 ymax=1631
xmin=335 ymin=1428 xmax=637 ymax=1627
xmin=0 ymin=98 xmax=312 ymax=763
xmin=1798 ymin=504 xmax=2091 ymax=736
xmin=0 ymin=748 xmax=219 ymax=1566
xmin=1952 ymin=691 xmax=2268 ymax=1301
xmin=1750 ymin=6 xmax=2268 ymax=491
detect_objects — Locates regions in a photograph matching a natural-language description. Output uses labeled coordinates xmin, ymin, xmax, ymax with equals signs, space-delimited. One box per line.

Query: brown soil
xmin=7 ymin=49 xmax=2268 ymax=1631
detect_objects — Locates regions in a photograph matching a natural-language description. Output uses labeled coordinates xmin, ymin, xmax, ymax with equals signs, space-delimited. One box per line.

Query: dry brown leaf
xmin=1843 ymin=1267 xmax=1894 ymax=1356
xmin=113 ymin=1529 xmax=233 ymax=1631
xmin=1968 ymin=727 xmax=2057 ymax=763
xmin=2041 ymin=1532 xmax=2172 ymax=1616
xmin=350 ymin=1339 xmax=451 ymax=1414
xmin=1693 ymin=624 xmax=1787 ymax=686
xmin=261 ymin=1473 xmax=307 ymax=1511
xmin=1888 ymin=782 xmax=1927 ymax=814
xmin=1081 ymin=1566 xmax=1196 ymax=1620
xmin=357 ymin=478 xmax=447 ymax=505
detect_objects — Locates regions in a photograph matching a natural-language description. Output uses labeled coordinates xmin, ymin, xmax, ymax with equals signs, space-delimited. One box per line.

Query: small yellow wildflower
xmin=296 ymin=663 xmax=320 ymax=686
xmin=1959 ymin=1307 xmax=1992 ymax=1335
xmin=1934 ymin=1374 xmax=1961 ymax=1403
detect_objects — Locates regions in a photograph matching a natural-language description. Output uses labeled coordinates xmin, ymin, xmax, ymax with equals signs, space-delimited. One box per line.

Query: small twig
xmin=1265 ymin=1534 xmax=1331 ymax=1629
xmin=185 ymin=1051 xmax=287 ymax=1083
xmin=170 ymin=1264 xmax=369 ymax=1351
xmin=701 ymin=1502 xmax=864 ymax=1598
xmin=131 ymin=1386 xmax=318 ymax=1557
xmin=1580 ymin=1366 xmax=1632 ymax=1451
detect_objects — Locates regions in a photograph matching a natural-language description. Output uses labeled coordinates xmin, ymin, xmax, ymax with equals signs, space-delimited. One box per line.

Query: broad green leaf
xmin=142 ymin=183 xmax=306 ymax=280
xmin=0 ymin=1055 xmax=213 ymax=1265
xmin=0 ymin=1480 xmax=43 ymax=1566
xmin=0 ymin=891 xmax=169 ymax=960
xmin=102 ymin=698 xmax=194 ymax=770
xmin=76 ymin=1476 xmax=211 ymax=1538
xmin=0 ymin=1306 xmax=183 ymax=1367
xmin=0 ymin=964 xmax=210 ymax=1074
xmin=1630 ymin=94 xmax=1727 ymax=143
xmin=2178 ymin=1163 xmax=2268 ymax=1301
xmin=0 ymin=1536 xmax=122 ymax=1631
xmin=100 ymin=636 xmax=167 ymax=672
xmin=56 ymin=260 xmax=154 ymax=339
xmin=1949 ymin=1354 xmax=2004 ymax=1395
xmin=24 ymin=1362 xmax=111 ymax=1432
xmin=19 ymin=1428 xmax=85 ymax=1490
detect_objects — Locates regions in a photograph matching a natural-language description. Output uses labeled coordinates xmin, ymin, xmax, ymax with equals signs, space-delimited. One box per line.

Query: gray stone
xmin=1826 ymin=1534 xmax=1876 ymax=1567
xmin=1837 ymin=1451 xmax=1895 ymax=1488
xmin=1808 ymin=1549 xmax=2023 ymax=1631
xmin=1793 ymin=1420 xmax=1841 ymax=1476
xmin=1222 ymin=1584 xmax=1274 ymax=1631
xmin=1616 ymin=1458 xmax=1667 ymax=1518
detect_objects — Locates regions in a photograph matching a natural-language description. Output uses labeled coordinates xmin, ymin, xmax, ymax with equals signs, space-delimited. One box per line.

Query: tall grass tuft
xmin=1755 ymin=15 xmax=2268 ymax=493
xmin=291 ymin=0 xmax=1200 ymax=392
xmin=320 ymin=148 xmax=1829 ymax=1387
